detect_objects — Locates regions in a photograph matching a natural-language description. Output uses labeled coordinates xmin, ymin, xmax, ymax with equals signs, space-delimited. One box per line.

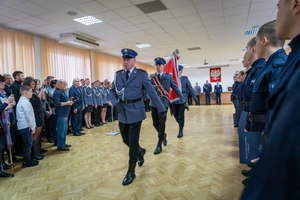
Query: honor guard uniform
xmin=172 ymin=65 xmax=199 ymax=138
xmin=214 ymin=82 xmax=223 ymax=104
xmin=150 ymin=57 xmax=186 ymax=154
xmin=110 ymin=48 xmax=166 ymax=186
xmin=203 ymin=80 xmax=212 ymax=105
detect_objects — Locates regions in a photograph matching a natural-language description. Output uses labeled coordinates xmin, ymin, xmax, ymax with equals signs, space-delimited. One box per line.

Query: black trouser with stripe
xmin=172 ymin=103 xmax=185 ymax=127
xmin=119 ymin=121 xmax=142 ymax=164
xmin=150 ymin=106 xmax=168 ymax=141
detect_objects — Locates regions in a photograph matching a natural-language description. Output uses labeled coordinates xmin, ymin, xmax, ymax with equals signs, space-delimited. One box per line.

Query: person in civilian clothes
xmin=150 ymin=57 xmax=186 ymax=154
xmin=100 ymin=82 xmax=108 ymax=124
xmin=83 ymin=78 xmax=94 ymax=129
xmin=10 ymin=71 xmax=24 ymax=157
xmin=3 ymin=74 xmax=13 ymax=96
xmin=0 ymin=75 xmax=15 ymax=177
xmin=194 ymin=82 xmax=201 ymax=105
xmin=69 ymin=78 xmax=85 ymax=136
xmin=53 ymin=80 xmax=73 ymax=151
xmin=92 ymin=80 xmax=103 ymax=127
xmin=172 ymin=65 xmax=200 ymax=138
xmin=203 ymin=80 xmax=212 ymax=105
xmin=110 ymin=48 xmax=166 ymax=186
xmin=23 ymin=77 xmax=45 ymax=160
xmin=16 ymin=85 xmax=39 ymax=168
xmin=241 ymin=0 xmax=300 ymax=199
xmin=214 ymin=82 xmax=223 ymax=104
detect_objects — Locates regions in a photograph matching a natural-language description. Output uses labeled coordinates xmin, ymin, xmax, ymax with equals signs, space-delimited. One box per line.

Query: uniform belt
xmin=248 ymin=112 xmax=266 ymax=123
xmin=120 ymin=98 xmax=142 ymax=104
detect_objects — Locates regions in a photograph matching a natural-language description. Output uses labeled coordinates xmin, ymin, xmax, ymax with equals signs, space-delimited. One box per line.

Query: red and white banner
xmin=210 ymin=67 xmax=221 ymax=82
xmin=163 ymin=56 xmax=181 ymax=103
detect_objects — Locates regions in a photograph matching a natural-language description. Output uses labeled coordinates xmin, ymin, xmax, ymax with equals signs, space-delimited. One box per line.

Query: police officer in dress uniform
xmin=194 ymin=82 xmax=201 ymax=105
xmin=150 ymin=57 xmax=186 ymax=155
xmin=110 ymin=48 xmax=166 ymax=186
xmin=203 ymin=80 xmax=212 ymax=105
xmin=172 ymin=65 xmax=199 ymax=138
xmin=214 ymin=82 xmax=223 ymax=104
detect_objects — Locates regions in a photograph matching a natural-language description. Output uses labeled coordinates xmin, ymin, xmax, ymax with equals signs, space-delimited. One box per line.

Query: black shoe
xmin=138 ymin=148 xmax=146 ymax=167
xmin=53 ymin=141 xmax=57 ymax=146
xmin=2 ymin=162 xmax=11 ymax=170
xmin=80 ymin=129 xmax=84 ymax=131
xmin=248 ymin=163 xmax=255 ymax=168
xmin=57 ymin=147 xmax=69 ymax=151
xmin=163 ymin=133 xmax=167 ymax=146
xmin=177 ymin=131 xmax=183 ymax=138
xmin=242 ymin=169 xmax=251 ymax=177
xmin=122 ymin=162 xmax=136 ymax=186
xmin=73 ymin=133 xmax=81 ymax=136
xmin=122 ymin=172 xmax=136 ymax=185
xmin=65 ymin=144 xmax=72 ymax=148
xmin=40 ymin=149 xmax=48 ymax=154
xmin=154 ymin=140 xmax=163 ymax=155
xmin=12 ymin=157 xmax=23 ymax=163
xmin=32 ymin=155 xmax=44 ymax=160
xmin=80 ymin=132 xmax=85 ymax=135
xmin=22 ymin=160 xmax=39 ymax=168
xmin=122 ymin=171 xmax=136 ymax=186
xmin=242 ymin=178 xmax=249 ymax=185
xmin=86 ymin=126 xmax=91 ymax=129
xmin=90 ymin=126 xmax=94 ymax=128
xmin=47 ymin=138 xmax=54 ymax=143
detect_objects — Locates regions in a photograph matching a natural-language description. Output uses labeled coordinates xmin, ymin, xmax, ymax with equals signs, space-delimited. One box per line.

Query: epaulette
xmin=116 ymin=69 xmax=123 ymax=73
xmin=137 ymin=68 xmax=146 ymax=73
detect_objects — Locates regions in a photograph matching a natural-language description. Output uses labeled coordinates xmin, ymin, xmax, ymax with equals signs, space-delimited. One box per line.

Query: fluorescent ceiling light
xmin=73 ymin=16 xmax=103 ymax=26
xmin=136 ymin=43 xmax=152 ymax=48
xmin=66 ymin=40 xmax=93 ymax=49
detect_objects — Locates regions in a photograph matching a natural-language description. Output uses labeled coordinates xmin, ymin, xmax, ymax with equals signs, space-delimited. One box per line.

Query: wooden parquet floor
xmin=0 ymin=105 xmax=246 ymax=200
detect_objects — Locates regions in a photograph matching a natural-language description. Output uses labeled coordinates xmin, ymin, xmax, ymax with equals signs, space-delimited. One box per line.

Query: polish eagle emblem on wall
xmin=210 ymin=67 xmax=221 ymax=82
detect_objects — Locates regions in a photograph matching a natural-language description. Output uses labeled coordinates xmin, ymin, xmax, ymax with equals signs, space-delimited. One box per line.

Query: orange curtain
xmin=93 ymin=51 xmax=155 ymax=82
xmin=0 ymin=27 xmax=35 ymax=76
xmin=40 ymin=38 xmax=91 ymax=85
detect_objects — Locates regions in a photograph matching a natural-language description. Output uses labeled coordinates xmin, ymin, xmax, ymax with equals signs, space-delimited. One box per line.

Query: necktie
xmin=77 ymin=87 xmax=80 ymax=93
xmin=126 ymin=70 xmax=130 ymax=80
xmin=158 ymin=74 xmax=161 ymax=81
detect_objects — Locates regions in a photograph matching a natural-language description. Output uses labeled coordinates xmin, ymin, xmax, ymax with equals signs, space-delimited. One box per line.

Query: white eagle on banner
xmin=211 ymin=69 xmax=221 ymax=80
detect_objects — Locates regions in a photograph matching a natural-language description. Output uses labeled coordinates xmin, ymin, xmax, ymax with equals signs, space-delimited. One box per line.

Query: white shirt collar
xmin=125 ymin=66 xmax=135 ymax=74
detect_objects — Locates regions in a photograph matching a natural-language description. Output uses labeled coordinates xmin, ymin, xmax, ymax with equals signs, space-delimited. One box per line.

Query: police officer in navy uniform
xmin=110 ymin=49 xmax=166 ymax=186
xmin=203 ymin=80 xmax=212 ymax=105
xmin=172 ymin=65 xmax=199 ymax=138
xmin=247 ymin=21 xmax=287 ymax=132
xmin=241 ymin=1 xmax=300 ymax=198
xmin=214 ymin=81 xmax=223 ymax=104
xmin=150 ymin=57 xmax=186 ymax=155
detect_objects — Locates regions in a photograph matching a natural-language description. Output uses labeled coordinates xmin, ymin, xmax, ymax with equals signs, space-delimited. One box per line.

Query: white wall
xmin=183 ymin=64 xmax=244 ymax=92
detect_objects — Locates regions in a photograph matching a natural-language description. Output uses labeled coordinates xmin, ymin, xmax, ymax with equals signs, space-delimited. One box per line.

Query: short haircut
xmin=80 ymin=79 xmax=84 ymax=81
xmin=257 ymin=20 xmax=285 ymax=47
xmin=50 ymin=79 xmax=57 ymax=88
xmin=248 ymin=37 xmax=256 ymax=48
xmin=12 ymin=71 xmax=23 ymax=79
xmin=85 ymin=78 xmax=90 ymax=81
xmin=3 ymin=74 xmax=12 ymax=78
xmin=20 ymin=85 xmax=31 ymax=95
xmin=46 ymin=76 xmax=54 ymax=82
xmin=23 ymin=77 xmax=35 ymax=87
xmin=73 ymin=78 xmax=79 ymax=82
xmin=0 ymin=75 xmax=5 ymax=82
xmin=57 ymin=79 xmax=66 ymax=84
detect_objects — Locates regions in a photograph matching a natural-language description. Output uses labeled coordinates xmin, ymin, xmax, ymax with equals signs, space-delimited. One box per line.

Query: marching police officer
xmin=110 ymin=48 xmax=166 ymax=186
xmin=150 ymin=57 xmax=186 ymax=155
xmin=172 ymin=65 xmax=199 ymax=138
xmin=203 ymin=80 xmax=212 ymax=105
xmin=214 ymin=82 xmax=223 ymax=104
